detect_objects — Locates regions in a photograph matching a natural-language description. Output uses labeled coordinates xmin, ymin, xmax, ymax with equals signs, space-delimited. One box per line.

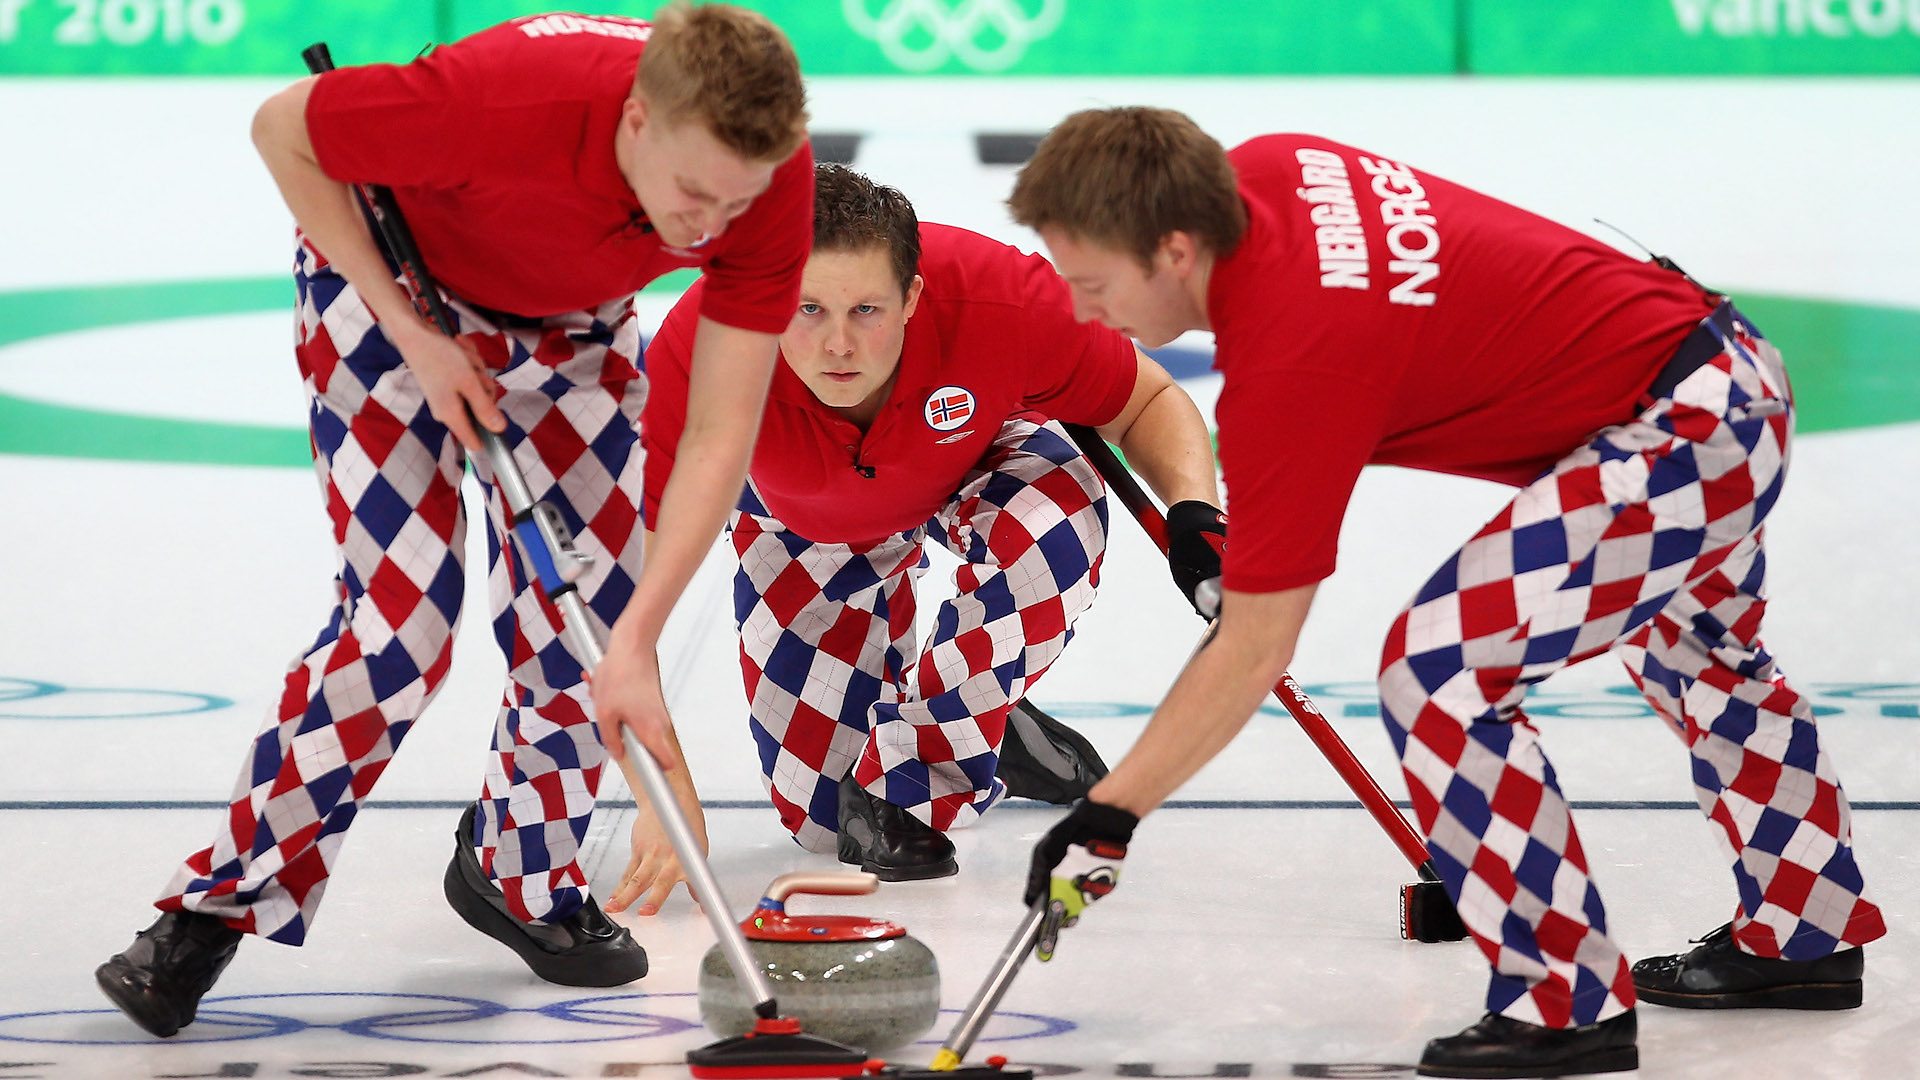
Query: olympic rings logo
xmin=0 ymin=675 xmax=230 ymax=720
xmin=0 ymin=991 xmax=1074 ymax=1048
xmin=842 ymin=0 xmax=1067 ymax=73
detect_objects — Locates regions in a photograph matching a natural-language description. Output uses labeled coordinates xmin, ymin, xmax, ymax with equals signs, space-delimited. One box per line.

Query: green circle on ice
xmin=0 ymin=278 xmax=1914 ymax=466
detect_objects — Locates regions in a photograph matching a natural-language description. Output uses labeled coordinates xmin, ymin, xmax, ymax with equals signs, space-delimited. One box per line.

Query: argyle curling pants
xmin=1379 ymin=302 xmax=1886 ymax=1027
xmin=731 ymin=418 xmax=1107 ymax=852
xmin=157 ymin=239 xmax=647 ymax=944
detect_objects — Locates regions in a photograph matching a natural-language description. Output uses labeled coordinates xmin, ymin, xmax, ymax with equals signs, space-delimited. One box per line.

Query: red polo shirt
xmin=305 ymin=13 xmax=812 ymax=327
xmin=642 ymin=224 xmax=1139 ymax=543
xmin=1210 ymin=134 xmax=1717 ymax=594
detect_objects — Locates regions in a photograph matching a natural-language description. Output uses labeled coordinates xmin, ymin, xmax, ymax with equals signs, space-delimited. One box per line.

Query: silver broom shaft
xmin=481 ymin=432 xmax=778 ymax=1012
xmin=939 ymin=900 xmax=1047 ymax=1062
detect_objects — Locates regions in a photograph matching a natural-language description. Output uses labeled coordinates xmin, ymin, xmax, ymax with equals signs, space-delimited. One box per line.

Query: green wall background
xmin=3 ymin=0 xmax=1918 ymax=76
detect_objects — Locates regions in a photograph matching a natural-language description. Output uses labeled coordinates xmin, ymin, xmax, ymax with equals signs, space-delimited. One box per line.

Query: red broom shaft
xmin=1061 ymin=424 xmax=1435 ymax=877
xmin=1268 ymin=673 xmax=1434 ymax=872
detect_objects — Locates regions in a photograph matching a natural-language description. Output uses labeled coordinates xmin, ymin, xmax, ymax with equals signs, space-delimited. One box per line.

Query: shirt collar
xmin=580 ymin=76 xmax=647 ymax=222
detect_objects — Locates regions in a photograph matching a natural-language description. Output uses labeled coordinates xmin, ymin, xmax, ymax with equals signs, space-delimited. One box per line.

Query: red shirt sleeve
xmin=1012 ymin=255 xmax=1139 ymax=425
xmin=640 ymin=286 xmax=703 ymax=530
xmin=305 ymin=50 xmax=483 ymax=188
xmin=697 ymin=144 xmax=815 ymax=335
xmin=1214 ymin=352 xmax=1391 ymax=595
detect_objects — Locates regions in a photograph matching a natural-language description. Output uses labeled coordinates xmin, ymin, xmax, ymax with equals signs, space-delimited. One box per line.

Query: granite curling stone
xmin=698 ymin=871 xmax=939 ymax=1051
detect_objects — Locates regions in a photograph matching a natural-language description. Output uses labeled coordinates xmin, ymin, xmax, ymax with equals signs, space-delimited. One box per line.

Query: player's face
xmin=781 ymin=246 xmax=923 ymax=426
xmin=620 ymin=97 xmax=775 ymax=250
xmin=1039 ymin=227 xmax=1197 ymax=348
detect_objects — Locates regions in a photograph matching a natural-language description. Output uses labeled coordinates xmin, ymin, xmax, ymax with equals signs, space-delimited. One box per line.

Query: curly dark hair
xmin=811 ymin=162 xmax=920 ymax=297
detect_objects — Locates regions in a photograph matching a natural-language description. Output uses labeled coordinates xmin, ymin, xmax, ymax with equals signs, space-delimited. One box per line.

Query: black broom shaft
xmin=301 ymin=44 xmax=459 ymax=339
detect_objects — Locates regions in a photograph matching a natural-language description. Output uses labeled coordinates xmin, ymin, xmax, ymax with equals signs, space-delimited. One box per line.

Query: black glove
xmin=1166 ymin=500 xmax=1227 ymax=618
xmin=1025 ymin=799 xmax=1138 ymax=961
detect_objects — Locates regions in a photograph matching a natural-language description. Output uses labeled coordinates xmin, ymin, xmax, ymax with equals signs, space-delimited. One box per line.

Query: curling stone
xmin=699 ymin=871 xmax=940 ymax=1051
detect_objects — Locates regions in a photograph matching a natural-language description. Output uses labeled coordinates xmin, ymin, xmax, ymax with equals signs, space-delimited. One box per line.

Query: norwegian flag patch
xmin=924 ymin=385 xmax=975 ymax=432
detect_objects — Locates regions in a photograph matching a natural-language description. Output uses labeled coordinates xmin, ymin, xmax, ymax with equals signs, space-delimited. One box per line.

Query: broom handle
xmin=302 ymin=41 xmax=782 ymax=1015
xmin=929 ymin=901 xmax=1048 ymax=1070
xmin=1060 ymin=424 xmax=1438 ymax=881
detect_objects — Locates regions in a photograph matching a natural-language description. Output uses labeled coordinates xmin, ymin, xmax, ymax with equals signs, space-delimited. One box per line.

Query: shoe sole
xmin=1634 ymin=980 xmax=1862 ymax=1010
xmin=1417 ymin=1045 xmax=1638 ymax=1078
xmin=835 ymin=833 xmax=959 ymax=881
xmin=443 ymin=849 xmax=648 ymax=987
xmin=94 ymin=964 xmax=182 ymax=1039
xmin=995 ymin=764 xmax=1085 ymax=805
xmin=999 ymin=703 xmax=1111 ymax=805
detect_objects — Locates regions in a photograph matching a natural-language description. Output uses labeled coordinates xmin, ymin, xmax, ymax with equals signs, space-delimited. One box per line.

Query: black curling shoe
xmin=837 ymin=779 xmax=958 ymax=880
xmin=444 ymin=804 xmax=648 ymax=987
xmin=95 ymin=911 xmax=244 ymax=1038
xmin=1418 ymin=1011 xmax=1637 ymax=1078
xmin=1632 ymin=922 xmax=1864 ymax=1010
xmin=996 ymin=698 xmax=1110 ymax=804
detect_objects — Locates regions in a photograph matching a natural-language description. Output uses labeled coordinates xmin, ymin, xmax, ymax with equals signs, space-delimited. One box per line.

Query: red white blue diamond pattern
xmin=158 ymin=240 xmax=646 ymax=943
xmin=731 ymin=419 xmax=1106 ymax=851
xmin=1378 ymin=305 xmax=1885 ymax=1027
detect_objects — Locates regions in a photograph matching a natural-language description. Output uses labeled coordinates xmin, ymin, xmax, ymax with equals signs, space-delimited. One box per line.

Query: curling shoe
xmin=1632 ymin=922 xmax=1863 ymax=1010
xmin=444 ymin=804 xmax=648 ymax=987
xmin=1418 ymin=1010 xmax=1637 ymax=1078
xmin=95 ymin=910 xmax=244 ymax=1038
xmin=996 ymin=698 xmax=1110 ymax=804
xmin=837 ymin=780 xmax=958 ymax=881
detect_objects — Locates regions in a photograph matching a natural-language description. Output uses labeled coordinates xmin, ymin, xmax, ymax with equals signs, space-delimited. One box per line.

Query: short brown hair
xmin=636 ymin=2 xmax=808 ymax=163
xmin=1008 ymin=106 xmax=1246 ymax=267
xmin=812 ymin=163 xmax=920 ymax=297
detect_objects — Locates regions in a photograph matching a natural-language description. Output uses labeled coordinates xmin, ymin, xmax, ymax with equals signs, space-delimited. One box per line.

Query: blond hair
xmin=637 ymin=2 xmax=808 ymax=162
xmin=1008 ymin=107 xmax=1246 ymax=267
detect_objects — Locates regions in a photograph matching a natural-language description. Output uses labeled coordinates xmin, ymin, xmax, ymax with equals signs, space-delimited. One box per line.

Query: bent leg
xmin=1618 ymin=532 xmax=1884 ymax=957
xmin=732 ymin=484 xmax=922 ymax=853
xmin=466 ymin=298 xmax=647 ymax=923
xmin=856 ymin=419 xmax=1108 ymax=830
xmin=159 ymin=244 xmax=468 ymax=944
xmin=1382 ymin=306 xmax=1851 ymax=1024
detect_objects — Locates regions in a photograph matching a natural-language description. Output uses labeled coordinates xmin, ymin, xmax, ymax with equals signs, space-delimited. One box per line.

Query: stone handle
xmin=760 ymin=871 xmax=881 ymax=905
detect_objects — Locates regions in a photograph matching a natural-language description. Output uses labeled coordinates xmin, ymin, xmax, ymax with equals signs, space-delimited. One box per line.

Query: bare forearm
xmin=1094 ymin=352 xmax=1219 ymax=509
xmin=619 ymin=714 xmax=700 ymax=812
xmin=617 ymin=425 xmax=755 ymax=642
xmin=1089 ymin=584 xmax=1315 ymax=816
xmin=1113 ymin=384 xmax=1220 ymax=508
xmin=1089 ymin=628 xmax=1280 ymax=815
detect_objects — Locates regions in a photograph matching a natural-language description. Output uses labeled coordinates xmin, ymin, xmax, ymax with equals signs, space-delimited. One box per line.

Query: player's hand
xmin=1025 ymin=799 xmax=1138 ymax=962
xmin=606 ymin=788 xmax=707 ymax=916
xmin=393 ymin=325 xmax=507 ymax=456
xmin=588 ymin=643 xmax=680 ymax=770
xmin=1165 ymin=500 xmax=1227 ymax=619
